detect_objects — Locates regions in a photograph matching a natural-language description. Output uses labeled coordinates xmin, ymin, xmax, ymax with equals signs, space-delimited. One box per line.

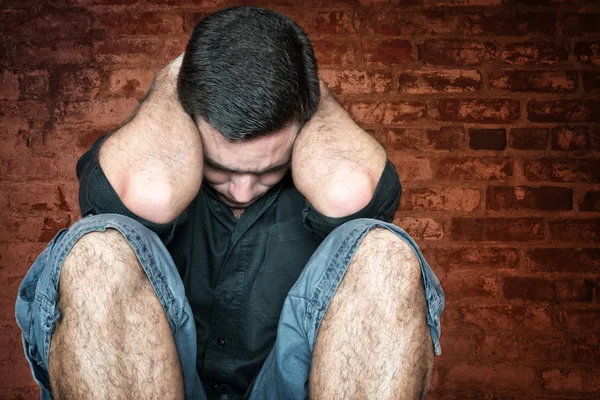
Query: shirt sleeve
xmin=76 ymin=134 xmax=188 ymax=245
xmin=302 ymin=159 xmax=402 ymax=239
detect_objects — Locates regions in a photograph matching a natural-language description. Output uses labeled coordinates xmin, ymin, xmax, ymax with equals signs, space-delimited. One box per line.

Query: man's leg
xmin=48 ymin=228 xmax=183 ymax=399
xmin=309 ymin=228 xmax=433 ymax=399
xmin=246 ymin=219 xmax=443 ymax=400
xmin=15 ymin=214 xmax=204 ymax=399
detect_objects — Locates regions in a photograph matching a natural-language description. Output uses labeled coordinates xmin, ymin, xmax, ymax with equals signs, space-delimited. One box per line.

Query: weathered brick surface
xmin=2 ymin=2 xmax=600 ymax=399
xmin=398 ymin=70 xmax=482 ymax=94
xmin=500 ymin=42 xmax=568 ymax=65
xmin=469 ymin=128 xmax=506 ymax=150
xmin=451 ymin=217 xmax=545 ymax=242
xmin=434 ymin=99 xmax=520 ymax=124
xmin=489 ymin=70 xmax=577 ymax=93
xmin=523 ymin=158 xmax=600 ymax=183
xmin=486 ymin=186 xmax=573 ymax=211
xmin=421 ymin=40 xmax=497 ymax=66
xmin=509 ymin=128 xmax=549 ymax=150
xmin=551 ymin=126 xmax=600 ymax=151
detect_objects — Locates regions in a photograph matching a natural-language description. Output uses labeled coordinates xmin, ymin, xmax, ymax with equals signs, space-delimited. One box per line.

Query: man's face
xmin=197 ymin=117 xmax=299 ymax=210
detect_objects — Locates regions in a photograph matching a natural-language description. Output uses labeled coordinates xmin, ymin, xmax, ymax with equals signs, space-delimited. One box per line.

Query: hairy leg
xmin=310 ymin=228 xmax=434 ymax=400
xmin=48 ymin=229 xmax=184 ymax=400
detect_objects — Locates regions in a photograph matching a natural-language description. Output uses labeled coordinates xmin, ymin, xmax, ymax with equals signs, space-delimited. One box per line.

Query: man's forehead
xmin=197 ymin=117 xmax=298 ymax=173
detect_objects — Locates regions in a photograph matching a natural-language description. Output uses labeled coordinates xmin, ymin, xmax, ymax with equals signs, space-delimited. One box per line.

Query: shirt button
xmin=212 ymin=381 xmax=219 ymax=389
xmin=224 ymin=293 xmax=233 ymax=302
xmin=218 ymin=338 xmax=226 ymax=347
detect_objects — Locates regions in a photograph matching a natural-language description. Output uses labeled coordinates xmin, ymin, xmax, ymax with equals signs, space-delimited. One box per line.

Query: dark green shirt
xmin=76 ymin=136 xmax=401 ymax=399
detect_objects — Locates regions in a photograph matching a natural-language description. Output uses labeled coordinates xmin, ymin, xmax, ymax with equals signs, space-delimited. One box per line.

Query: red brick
xmin=400 ymin=187 xmax=480 ymax=211
xmin=441 ymin=334 xmax=568 ymax=363
xmin=423 ymin=0 xmax=502 ymax=4
xmin=366 ymin=10 xmax=460 ymax=36
xmin=0 ymin=183 xmax=76 ymax=216
xmin=0 ymin=322 xmax=21 ymax=363
xmin=394 ymin=217 xmax=445 ymax=241
xmin=451 ymin=217 xmax=544 ymax=242
xmin=583 ymin=71 xmax=600 ymax=93
xmin=0 ymin=387 xmax=38 ymax=400
xmin=93 ymin=38 xmax=184 ymax=67
xmin=446 ymin=365 xmax=535 ymax=391
xmin=58 ymin=68 xmax=101 ymax=100
xmin=290 ymin=10 xmax=361 ymax=36
xmin=542 ymin=369 xmax=583 ymax=392
xmin=572 ymin=336 xmax=600 ymax=363
xmin=389 ymin=155 xmax=434 ymax=182
xmin=0 ymin=70 xmax=20 ymax=101
xmin=527 ymin=248 xmax=600 ymax=273
xmin=462 ymin=12 xmax=556 ymax=36
xmin=567 ymin=309 xmax=600 ymax=333
xmin=436 ymin=157 xmax=513 ymax=180
xmin=10 ymin=11 xmax=91 ymax=39
xmin=372 ymin=127 xmax=465 ymax=151
xmin=398 ymin=70 xmax=482 ymax=94
xmin=362 ymin=40 xmax=414 ymax=65
xmin=551 ymin=126 xmax=600 ymax=151
xmin=92 ymin=12 xmax=184 ymax=36
xmin=528 ymin=99 xmax=600 ymax=122
xmin=489 ymin=70 xmax=577 ymax=93
xmin=500 ymin=42 xmax=568 ymax=65
xmin=523 ymin=158 xmax=600 ymax=183
xmin=549 ymin=219 xmax=599 ymax=242
xmin=0 ymin=10 xmax=31 ymax=31
xmin=108 ymin=69 xmax=157 ymax=97
xmin=421 ymin=40 xmax=497 ymax=66
xmin=508 ymin=128 xmax=549 ymax=150
xmin=581 ymin=191 xmax=600 ymax=212
xmin=564 ymin=13 xmax=600 ymax=37
xmin=0 ymin=242 xmax=47 ymax=279
xmin=3 ymin=40 xmax=92 ymax=69
xmin=319 ymin=70 xmax=393 ymax=95
xmin=312 ymin=39 xmax=358 ymax=66
xmin=18 ymin=70 xmax=50 ymax=100
xmin=433 ymin=247 xmax=519 ymax=272
xmin=0 ymin=104 xmax=48 ymax=160
xmin=468 ymin=128 xmax=506 ymax=150
xmin=575 ymin=41 xmax=600 ymax=65
xmin=0 ymin=215 xmax=74 ymax=243
xmin=486 ymin=186 xmax=573 ymax=211
xmin=504 ymin=277 xmax=595 ymax=302
xmin=442 ymin=272 xmax=500 ymax=299
xmin=0 ymin=156 xmax=58 ymax=181
xmin=434 ymin=99 xmax=520 ymax=124
xmin=361 ymin=0 xmax=421 ymax=4
xmin=54 ymin=98 xmax=140 ymax=126
xmin=457 ymin=306 xmax=566 ymax=334
xmin=183 ymin=12 xmax=209 ymax=33
xmin=350 ymin=101 xmax=427 ymax=124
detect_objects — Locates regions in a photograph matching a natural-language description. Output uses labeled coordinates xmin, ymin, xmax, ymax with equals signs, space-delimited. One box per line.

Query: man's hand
xmin=99 ymin=54 xmax=203 ymax=224
xmin=292 ymin=80 xmax=387 ymax=218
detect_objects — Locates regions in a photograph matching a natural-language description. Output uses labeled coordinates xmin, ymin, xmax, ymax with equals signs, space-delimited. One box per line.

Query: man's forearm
xmin=292 ymin=81 xmax=387 ymax=218
xmin=99 ymin=56 xmax=203 ymax=224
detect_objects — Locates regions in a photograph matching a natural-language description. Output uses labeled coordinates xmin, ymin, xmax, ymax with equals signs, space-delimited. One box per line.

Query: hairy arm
xmin=292 ymin=81 xmax=387 ymax=218
xmin=99 ymin=56 xmax=203 ymax=224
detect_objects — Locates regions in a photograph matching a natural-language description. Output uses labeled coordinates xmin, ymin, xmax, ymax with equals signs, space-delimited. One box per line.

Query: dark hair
xmin=177 ymin=6 xmax=320 ymax=141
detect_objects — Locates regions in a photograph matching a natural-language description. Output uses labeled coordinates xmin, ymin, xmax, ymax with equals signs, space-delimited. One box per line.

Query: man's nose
xmin=229 ymin=175 xmax=256 ymax=204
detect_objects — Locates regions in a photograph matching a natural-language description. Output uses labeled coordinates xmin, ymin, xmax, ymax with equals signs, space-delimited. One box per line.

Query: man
xmin=16 ymin=6 xmax=444 ymax=400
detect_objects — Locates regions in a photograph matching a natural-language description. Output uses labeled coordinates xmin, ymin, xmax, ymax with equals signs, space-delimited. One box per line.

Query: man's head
xmin=177 ymin=6 xmax=320 ymax=208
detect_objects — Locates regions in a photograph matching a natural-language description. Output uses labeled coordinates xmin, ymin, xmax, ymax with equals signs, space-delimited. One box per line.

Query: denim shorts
xmin=16 ymin=214 xmax=444 ymax=400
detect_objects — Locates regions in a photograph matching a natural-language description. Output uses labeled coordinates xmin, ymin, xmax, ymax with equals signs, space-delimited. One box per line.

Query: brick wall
xmin=1 ymin=0 xmax=599 ymax=398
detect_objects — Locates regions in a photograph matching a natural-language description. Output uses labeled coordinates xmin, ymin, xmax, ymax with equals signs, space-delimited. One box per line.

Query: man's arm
xmin=292 ymin=81 xmax=388 ymax=218
xmin=99 ymin=56 xmax=203 ymax=224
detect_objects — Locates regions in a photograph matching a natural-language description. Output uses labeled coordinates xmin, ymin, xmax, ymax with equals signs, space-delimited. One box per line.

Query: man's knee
xmin=349 ymin=227 xmax=422 ymax=290
xmin=60 ymin=228 xmax=147 ymax=301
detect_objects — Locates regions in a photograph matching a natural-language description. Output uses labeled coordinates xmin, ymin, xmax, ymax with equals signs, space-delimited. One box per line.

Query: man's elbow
xmin=320 ymin=173 xmax=376 ymax=218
